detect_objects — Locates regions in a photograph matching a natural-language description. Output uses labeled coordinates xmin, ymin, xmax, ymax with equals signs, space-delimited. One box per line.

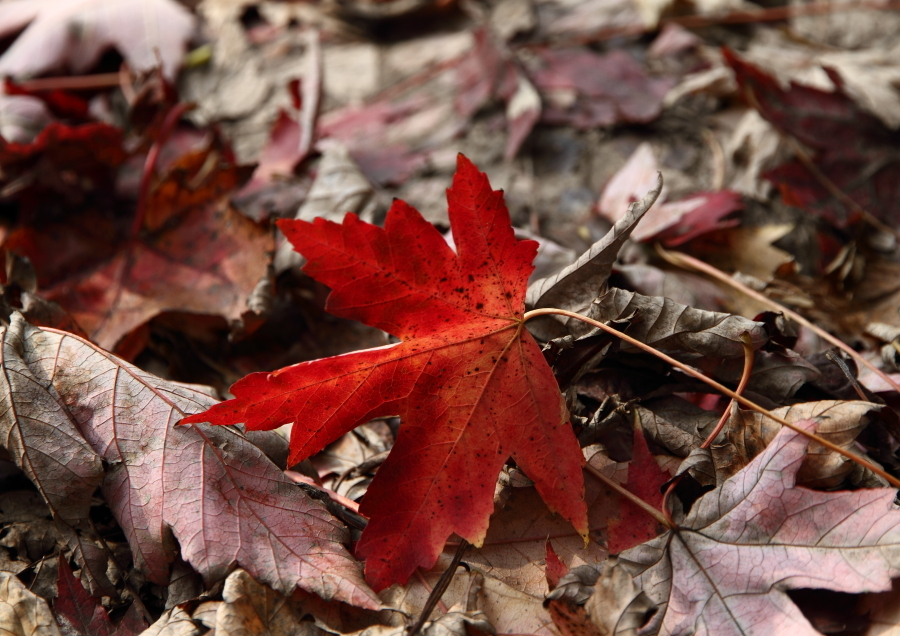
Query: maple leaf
xmin=183 ymin=154 xmax=589 ymax=590
xmin=606 ymin=427 xmax=669 ymax=554
xmin=0 ymin=314 xmax=380 ymax=608
xmin=616 ymin=418 xmax=900 ymax=636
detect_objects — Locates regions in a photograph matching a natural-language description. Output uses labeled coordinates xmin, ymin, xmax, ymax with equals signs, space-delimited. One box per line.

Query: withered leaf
xmin=526 ymin=175 xmax=662 ymax=340
xmin=619 ymin=419 xmax=900 ymax=636
xmin=0 ymin=314 xmax=379 ymax=608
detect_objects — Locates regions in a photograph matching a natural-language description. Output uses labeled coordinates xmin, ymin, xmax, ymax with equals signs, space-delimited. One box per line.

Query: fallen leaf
xmin=529 ymin=49 xmax=674 ymax=129
xmin=0 ymin=313 xmax=380 ymax=608
xmin=617 ymin=418 xmax=900 ymax=636
xmin=0 ymin=571 xmax=62 ymax=636
xmin=53 ymin=556 xmax=115 ymax=636
xmin=213 ymin=569 xmax=317 ymax=636
xmin=715 ymin=400 xmax=883 ymax=487
xmin=183 ymin=154 xmax=589 ymax=591
xmin=725 ymin=49 xmax=900 ymax=228
xmin=606 ymin=427 xmax=669 ymax=554
xmin=6 ymin=142 xmax=272 ymax=350
xmin=584 ymin=557 xmax=654 ymax=636
xmin=0 ymin=0 xmax=197 ymax=81
xmin=139 ymin=607 xmax=200 ymax=636
xmin=588 ymin=288 xmax=767 ymax=360
xmin=526 ymin=174 xmax=663 ymax=340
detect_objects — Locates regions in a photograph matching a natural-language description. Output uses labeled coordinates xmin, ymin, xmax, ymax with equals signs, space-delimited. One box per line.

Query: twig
xmin=657 ymin=246 xmax=900 ymax=396
xmin=298 ymin=29 xmax=322 ymax=160
xmin=661 ymin=331 xmax=755 ymax=525
xmin=408 ymin=540 xmax=469 ymax=636
xmin=522 ymin=308 xmax=900 ymax=488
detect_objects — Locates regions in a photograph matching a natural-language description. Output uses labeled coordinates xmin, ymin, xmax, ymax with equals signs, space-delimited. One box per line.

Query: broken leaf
xmin=0 ymin=571 xmax=62 ymax=636
xmin=183 ymin=155 xmax=589 ymax=591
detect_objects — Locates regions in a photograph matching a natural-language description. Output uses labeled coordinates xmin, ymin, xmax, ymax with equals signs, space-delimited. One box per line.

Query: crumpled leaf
xmin=0 ymin=571 xmax=62 ymax=636
xmin=715 ymin=400 xmax=883 ymax=487
xmin=587 ymin=288 xmax=767 ymax=360
xmin=6 ymin=142 xmax=272 ymax=350
xmin=619 ymin=419 xmax=900 ymax=636
xmin=0 ymin=313 xmax=380 ymax=608
xmin=526 ymin=174 xmax=663 ymax=340
xmin=0 ymin=0 xmax=197 ymax=81
xmin=211 ymin=569 xmax=321 ymax=636
xmin=183 ymin=154 xmax=589 ymax=591
xmin=584 ymin=557 xmax=654 ymax=636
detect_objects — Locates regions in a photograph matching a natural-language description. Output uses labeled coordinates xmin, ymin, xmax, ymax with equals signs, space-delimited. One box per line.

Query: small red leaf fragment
xmin=607 ymin=426 xmax=669 ymax=554
xmin=545 ymin=540 xmax=568 ymax=589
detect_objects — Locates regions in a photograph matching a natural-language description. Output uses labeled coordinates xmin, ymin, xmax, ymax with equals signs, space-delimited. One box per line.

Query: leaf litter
xmin=0 ymin=2 xmax=900 ymax=636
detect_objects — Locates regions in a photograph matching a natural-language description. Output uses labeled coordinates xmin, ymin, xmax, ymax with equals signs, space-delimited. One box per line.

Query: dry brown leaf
xmin=715 ymin=400 xmax=883 ymax=487
xmin=0 ymin=572 xmax=62 ymax=636
xmin=526 ymin=175 xmax=663 ymax=340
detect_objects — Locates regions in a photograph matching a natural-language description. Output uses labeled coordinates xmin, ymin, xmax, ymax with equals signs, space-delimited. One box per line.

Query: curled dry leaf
xmin=584 ymin=557 xmax=654 ymax=636
xmin=0 ymin=571 xmax=62 ymax=636
xmin=0 ymin=0 xmax=197 ymax=81
xmin=526 ymin=174 xmax=663 ymax=340
xmin=588 ymin=288 xmax=767 ymax=360
xmin=619 ymin=419 xmax=900 ymax=636
xmin=0 ymin=314 xmax=380 ymax=609
xmin=715 ymin=400 xmax=882 ymax=487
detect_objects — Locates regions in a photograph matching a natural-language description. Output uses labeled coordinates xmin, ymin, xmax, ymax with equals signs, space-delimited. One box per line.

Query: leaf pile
xmin=1 ymin=3 xmax=900 ymax=636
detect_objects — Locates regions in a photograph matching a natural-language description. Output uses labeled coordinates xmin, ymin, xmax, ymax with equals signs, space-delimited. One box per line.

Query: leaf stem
xmin=584 ymin=463 xmax=673 ymax=529
xmin=657 ymin=246 xmax=900 ymax=395
xmin=523 ymin=307 xmax=900 ymax=489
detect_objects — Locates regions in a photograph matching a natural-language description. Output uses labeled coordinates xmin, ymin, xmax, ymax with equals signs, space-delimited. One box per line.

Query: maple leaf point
xmin=182 ymin=154 xmax=589 ymax=590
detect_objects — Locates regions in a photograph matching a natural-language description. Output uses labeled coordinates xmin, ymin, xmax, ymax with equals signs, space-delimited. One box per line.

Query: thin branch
xmin=657 ymin=247 xmax=900 ymax=396
xmin=523 ymin=307 xmax=900 ymax=489
xmin=408 ymin=540 xmax=469 ymax=636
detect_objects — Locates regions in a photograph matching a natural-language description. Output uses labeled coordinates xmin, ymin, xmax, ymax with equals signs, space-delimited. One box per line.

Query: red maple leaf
xmin=182 ymin=154 xmax=588 ymax=590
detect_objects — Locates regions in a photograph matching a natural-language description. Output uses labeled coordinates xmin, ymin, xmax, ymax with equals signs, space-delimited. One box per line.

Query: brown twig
xmin=657 ymin=247 xmax=900 ymax=396
xmin=408 ymin=540 xmax=469 ymax=636
xmin=522 ymin=307 xmax=900 ymax=488
xmin=584 ymin=463 xmax=672 ymax=528
xmin=661 ymin=331 xmax=755 ymax=525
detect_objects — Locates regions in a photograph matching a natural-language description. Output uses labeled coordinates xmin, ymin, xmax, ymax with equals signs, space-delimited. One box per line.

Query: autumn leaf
xmin=183 ymin=154 xmax=589 ymax=590
xmin=0 ymin=314 xmax=380 ymax=608
xmin=0 ymin=0 xmax=197 ymax=81
xmin=5 ymin=141 xmax=271 ymax=350
xmin=615 ymin=418 xmax=900 ymax=636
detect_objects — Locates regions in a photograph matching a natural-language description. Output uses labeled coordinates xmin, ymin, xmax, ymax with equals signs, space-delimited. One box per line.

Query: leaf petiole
xmin=523 ymin=307 xmax=900 ymax=489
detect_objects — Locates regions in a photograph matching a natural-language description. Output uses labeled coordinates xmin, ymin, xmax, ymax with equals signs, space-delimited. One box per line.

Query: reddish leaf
xmin=606 ymin=427 xmax=669 ymax=554
xmin=545 ymin=540 xmax=569 ymax=589
xmin=619 ymin=419 xmax=900 ymax=635
xmin=53 ymin=556 xmax=115 ymax=636
xmin=724 ymin=49 xmax=900 ymax=228
xmin=530 ymin=49 xmax=674 ymax=129
xmin=5 ymin=143 xmax=271 ymax=350
xmin=183 ymin=154 xmax=589 ymax=590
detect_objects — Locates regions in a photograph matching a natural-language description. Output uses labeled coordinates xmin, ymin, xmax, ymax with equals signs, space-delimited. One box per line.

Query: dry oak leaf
xmin=617 ymin=418 xmax=900 ymax=636
xmin=183 ymin=154 xmax=589 ymax=591
xmin=0 ymin=314 xmax=380 ymax=609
